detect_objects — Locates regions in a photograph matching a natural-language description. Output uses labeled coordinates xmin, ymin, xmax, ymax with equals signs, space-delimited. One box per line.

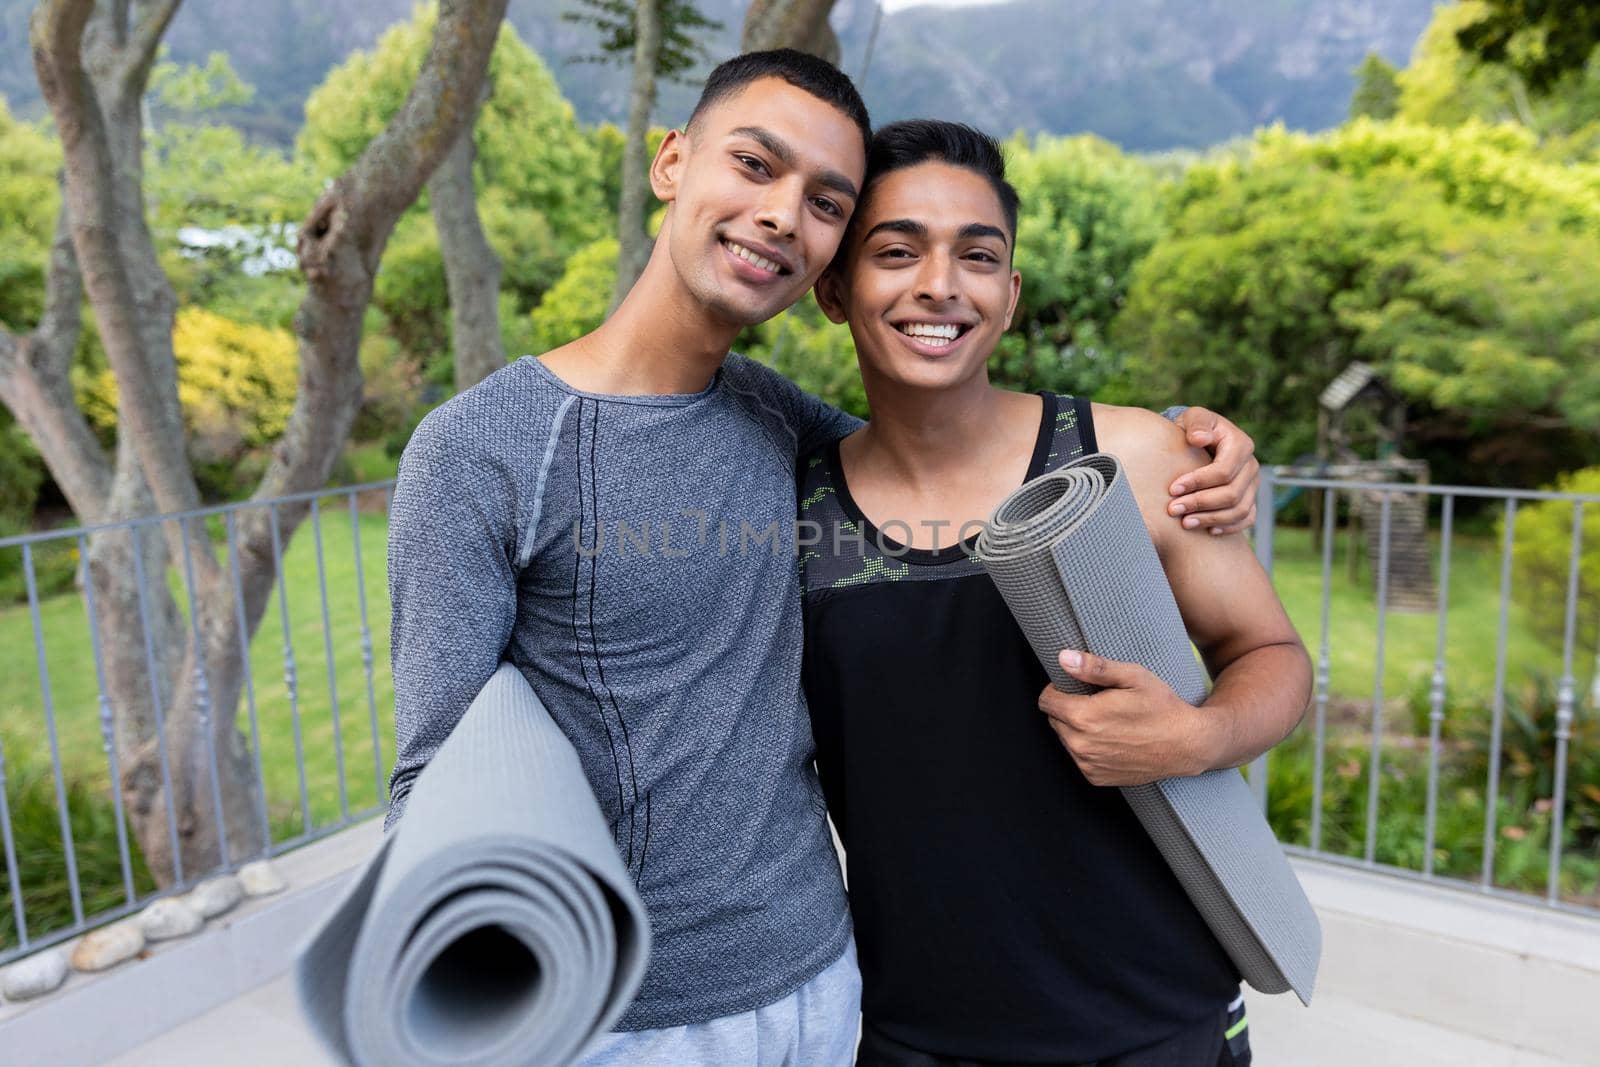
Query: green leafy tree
xmin=1399 ymin=2 xmax=1600 ymax=160
xmin=1455 ymin=0 xmax=1600 ymax=93
xmin=528 ymin=237 xmax=619 ymax=355
xmin=1350 ymin=52 xmax=1401 ymax=120
xmin=1116 ymin=121 xmax=1600 ymax=484
xmin=299 ymin=5 xmax=606 ymax=369
xmin=991 ymin=133 xmax=1168 ymax=401
xmin=0 ymin=99 xmax=61 ymax=526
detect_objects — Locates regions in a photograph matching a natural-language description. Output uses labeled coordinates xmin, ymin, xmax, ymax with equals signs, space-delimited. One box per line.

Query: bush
xmin=0 ymin=421 xmax=44 ymax=527
xmin=997 ymin=132 xmax=1168 ymax=401
xmin=0 ymin=747 xmax=158 ymax=949
xmin=79 ymin=307 xmax=298 ymax=462
xmin=1507 ymin=467 xmax=1600 ymax=664
xmin=1116 ymin=121 xmax=1600 ymax=481
xmin=527 ymin=237 xmax=618 ymax=355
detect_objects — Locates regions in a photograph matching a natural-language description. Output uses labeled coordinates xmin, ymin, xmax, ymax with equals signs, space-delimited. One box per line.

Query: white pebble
xmin=139 ymin=897 xmax=203 ymax=941
xmin=238 ymin=859 xmax=286 ymax=897
xmin=69 ymin=921 xmax=145 ymax=973
xmin=186 ymin=874 xmax=243 ymax=919
xmin=1 ymin=947 xmax=68 ymax=1000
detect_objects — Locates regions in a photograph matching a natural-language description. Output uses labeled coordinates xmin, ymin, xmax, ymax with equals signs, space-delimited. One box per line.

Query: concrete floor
xmin=105 ymin=969 xmax=1583 ymax=1066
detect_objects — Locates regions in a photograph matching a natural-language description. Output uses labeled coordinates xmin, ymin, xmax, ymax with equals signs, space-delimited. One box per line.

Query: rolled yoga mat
xmin=295 ymin=663 xmax=650 ymax=1066
xmin=973 ymin=453 xmax=1320 ymax=1004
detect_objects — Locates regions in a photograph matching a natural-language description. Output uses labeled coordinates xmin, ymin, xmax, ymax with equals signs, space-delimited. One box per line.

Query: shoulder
xmin=1089 ymin=403 xmax=1205 ymax=537
xmin=723 ymin=356 xmax=806 ymax=412
xmin=402 ymin=358 xmax=569 ymax=476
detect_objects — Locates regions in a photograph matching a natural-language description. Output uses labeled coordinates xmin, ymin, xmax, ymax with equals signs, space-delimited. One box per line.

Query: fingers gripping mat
xmin=295 ymin=664 xmax=650 ymax=1065
xmin=973 ymin=453 xmax=1319 ymax=1004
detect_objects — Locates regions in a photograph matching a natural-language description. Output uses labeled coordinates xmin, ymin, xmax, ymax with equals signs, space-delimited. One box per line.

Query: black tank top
xmin=799 ymin=393 xmax=1238 ymax=1063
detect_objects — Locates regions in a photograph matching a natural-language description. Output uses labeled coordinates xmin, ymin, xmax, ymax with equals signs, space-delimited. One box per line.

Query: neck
xmin=572 ymin=236 xmax=744 ymax=394
xmin=853 ymin=363 xmax=1011 ymax=487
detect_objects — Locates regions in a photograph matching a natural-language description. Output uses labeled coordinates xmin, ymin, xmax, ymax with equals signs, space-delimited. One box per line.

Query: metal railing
xmin=0 ymin=481 xmax=397 ymax=966
xmin=1253 ymin=468 xmax=1600 ymax=916
xmin=3 ymin=466 xmax=1596 ymax=970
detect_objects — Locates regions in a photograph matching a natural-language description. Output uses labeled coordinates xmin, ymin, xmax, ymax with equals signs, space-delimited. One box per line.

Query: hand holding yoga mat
xmin=295 ymin=663 xmax=650 ymax=1066
xmin=974 ymin=452 xmax=1320 ymax=1004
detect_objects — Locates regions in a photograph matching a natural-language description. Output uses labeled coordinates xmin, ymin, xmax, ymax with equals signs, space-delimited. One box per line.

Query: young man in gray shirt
xmin=385 ymin=50 xmax=1261 ymax=1065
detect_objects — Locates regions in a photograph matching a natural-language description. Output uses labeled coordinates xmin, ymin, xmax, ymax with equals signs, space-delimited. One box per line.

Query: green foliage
xmin=528 ymin=237 xmax=619 ymax=354
xmin=0 ymin=749 xmax=159 ymax=948
xmin=1454 ymin=0 xmax=1600 ymax=94
xmin=149 ymin=50 xmax=255 ymax=113
xmin=0 ymin=423 xmax=43 ymax=527
xmin=78 ymin=308 xmax=300 ymax=495
xmin=0 ymin=102 xmax=60 ymax=529
xmin=992 ymin=133 xmax=1168 ymax=402
xmin=739 ymin=296 xmax=867 ymax=420
xmin=298 ymin=5 xmax=606 ymax=247
xmin=1116 ymin=120 xmax=1600 ymax=476
xmin=1398 ymin=2 xmax=1600 ymax=160
xmin=1350 ymin=52 xmax=1401 ymax=120
xmin=297 ymin=3 xmax=608 ymax=375
xmin=562 ymin=1 xmax=723 ymax=83
xmin=1508 ymin=467 xmax=1600 ymax=655
xmin=0 ymin=99 xmax=60 ymax=335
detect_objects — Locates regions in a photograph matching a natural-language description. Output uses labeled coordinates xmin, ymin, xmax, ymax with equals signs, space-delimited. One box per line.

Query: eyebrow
xmin=864 ymin=218 xmax=1011 ymax=247
xmin=729 ymin=125 xmax=860 ymax=201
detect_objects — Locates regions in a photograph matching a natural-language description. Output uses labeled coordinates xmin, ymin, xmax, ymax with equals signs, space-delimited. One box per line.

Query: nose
xmin=753 ymin=177 xmax=802 ymax=241
xmin=914 ymin=250 xmax=959 ymax=304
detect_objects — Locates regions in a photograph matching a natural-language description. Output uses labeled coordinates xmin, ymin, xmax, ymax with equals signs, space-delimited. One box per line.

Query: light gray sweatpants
xmin=576 ymin=939 xmax=861 ymax=1067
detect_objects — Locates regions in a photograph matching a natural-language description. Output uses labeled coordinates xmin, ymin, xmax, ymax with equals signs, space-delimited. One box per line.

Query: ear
xmin=650 ymin=129 xmax=689 ymax=202
xmin=1003 ymin=267 xmax=1022 ymax=330
xmin=813 ymin=267 xmax=849 ymax=324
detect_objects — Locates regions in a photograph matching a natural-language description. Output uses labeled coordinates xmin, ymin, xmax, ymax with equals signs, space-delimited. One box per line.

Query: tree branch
xmin=0 ymin=192 xmax=113 ymax=522
xmin=33 ymin=0 xmax=202 ymax=526
xmin=124 ymin=0 xmax=182 ymax=94
xmin=611 ymin=0 xmax=662 ymax=311
xmin=233 ymin=0 xmax=509 ymax=595
xmin=432 ymin=86 xmax=505 ymax=391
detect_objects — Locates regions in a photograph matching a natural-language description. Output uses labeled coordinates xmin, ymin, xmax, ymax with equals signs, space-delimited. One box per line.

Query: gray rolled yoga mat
xmin=974 ymin=453 xmax=1320 ymax=1005
xmin=295 ymin=663 xmax=650 ymax=1066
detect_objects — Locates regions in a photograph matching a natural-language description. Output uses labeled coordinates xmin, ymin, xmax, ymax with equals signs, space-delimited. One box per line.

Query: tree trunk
xmin=20 ymin=0 xmax=509 ymax=887
xmin=610 ymin=0 xmax=663 ymax=312
xmin=741 ymin=0 xmax=840 ymax=64
xmin=431 ymin=94 xmax=505 ymax=392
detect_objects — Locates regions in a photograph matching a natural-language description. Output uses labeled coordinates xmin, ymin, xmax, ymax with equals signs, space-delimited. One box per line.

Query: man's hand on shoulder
xmin=1165 ymin=406 xmax=1259 ymax=535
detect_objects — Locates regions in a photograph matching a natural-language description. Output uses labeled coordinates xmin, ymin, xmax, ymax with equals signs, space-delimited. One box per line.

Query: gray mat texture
xmin=295 ymin=663 xmax=650 ymax=1066
xmin=974 ymin=453 xmax=1320 ymax=1004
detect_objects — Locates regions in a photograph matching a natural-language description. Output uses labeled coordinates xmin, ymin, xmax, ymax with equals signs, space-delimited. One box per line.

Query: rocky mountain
xmin=0 ymin=0 xmax=1435 ymax=150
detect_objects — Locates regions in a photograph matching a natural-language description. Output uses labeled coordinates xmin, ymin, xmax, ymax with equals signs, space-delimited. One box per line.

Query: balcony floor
xmin=106 ymin=968 xmax=1578 ymax=1066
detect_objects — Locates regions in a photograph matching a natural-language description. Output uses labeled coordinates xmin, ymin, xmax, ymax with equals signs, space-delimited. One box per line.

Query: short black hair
xmin=687 ymin=49 xmax=872 ymax=154
xmin=857 ymin=120 xmax=1020 ymax=244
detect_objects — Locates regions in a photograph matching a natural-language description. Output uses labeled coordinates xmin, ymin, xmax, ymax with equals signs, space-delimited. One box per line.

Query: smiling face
xmin=817 ymin=161 xmax=1021 ymax=394
xmin=651 ymin=76 xmax=867 ymax=330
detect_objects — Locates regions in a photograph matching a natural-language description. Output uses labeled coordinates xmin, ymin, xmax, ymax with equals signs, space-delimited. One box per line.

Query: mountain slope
xmin=0 ymin=0 xmax=1434 ymax=150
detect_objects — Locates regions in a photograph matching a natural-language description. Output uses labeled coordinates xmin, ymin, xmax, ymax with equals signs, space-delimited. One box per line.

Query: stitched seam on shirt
xmin=725 ymin=377 xmax=799 ymax=471
xmin=571 ymin=398 xmax=626 ymax=850
xmin=587 ymin=400 xmax=642 ymax=874
xmin=518 ymin=392 xmax=578 ymax=569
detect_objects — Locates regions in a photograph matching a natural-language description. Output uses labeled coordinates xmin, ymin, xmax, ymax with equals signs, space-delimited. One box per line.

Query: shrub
xmin=1508 ymin=467 xmax=1600 ymax=656
xmin=0 ymin=747 xmax=158 ymax=949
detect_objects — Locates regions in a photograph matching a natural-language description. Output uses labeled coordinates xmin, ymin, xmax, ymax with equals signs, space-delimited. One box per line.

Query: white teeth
xmin=898 ymin=322 xmax=962 ymax=341
xmin=726 ymin=241 xmax=782 ymax=274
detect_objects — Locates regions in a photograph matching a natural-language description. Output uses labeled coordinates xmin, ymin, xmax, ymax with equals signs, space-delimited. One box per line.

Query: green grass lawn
xmin=1 ymin=511 xmax=1593 ymax=943
xmin=0 ymin=501 xmax=395 ymax=846
xmin=1270 ymin=524 xmax=1565 ymax=713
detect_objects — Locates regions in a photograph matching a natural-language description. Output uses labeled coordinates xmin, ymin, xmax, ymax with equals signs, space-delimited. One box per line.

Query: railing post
xmin=1249 ymin=466 xmax=1276 ymax=814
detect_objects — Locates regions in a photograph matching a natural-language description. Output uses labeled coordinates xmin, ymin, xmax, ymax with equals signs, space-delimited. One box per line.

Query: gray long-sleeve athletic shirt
xmin=384 ymin=354 xmax=861 ymax=1030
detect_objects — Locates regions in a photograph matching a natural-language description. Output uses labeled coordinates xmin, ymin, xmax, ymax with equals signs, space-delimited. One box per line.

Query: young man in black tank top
xmin=798 ymin=121 xmax=1312 ymax=1065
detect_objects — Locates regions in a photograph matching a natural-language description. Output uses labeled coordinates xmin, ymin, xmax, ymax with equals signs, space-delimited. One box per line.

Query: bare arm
xmin=1037 ymin=409 xmax=1310 ymax=786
